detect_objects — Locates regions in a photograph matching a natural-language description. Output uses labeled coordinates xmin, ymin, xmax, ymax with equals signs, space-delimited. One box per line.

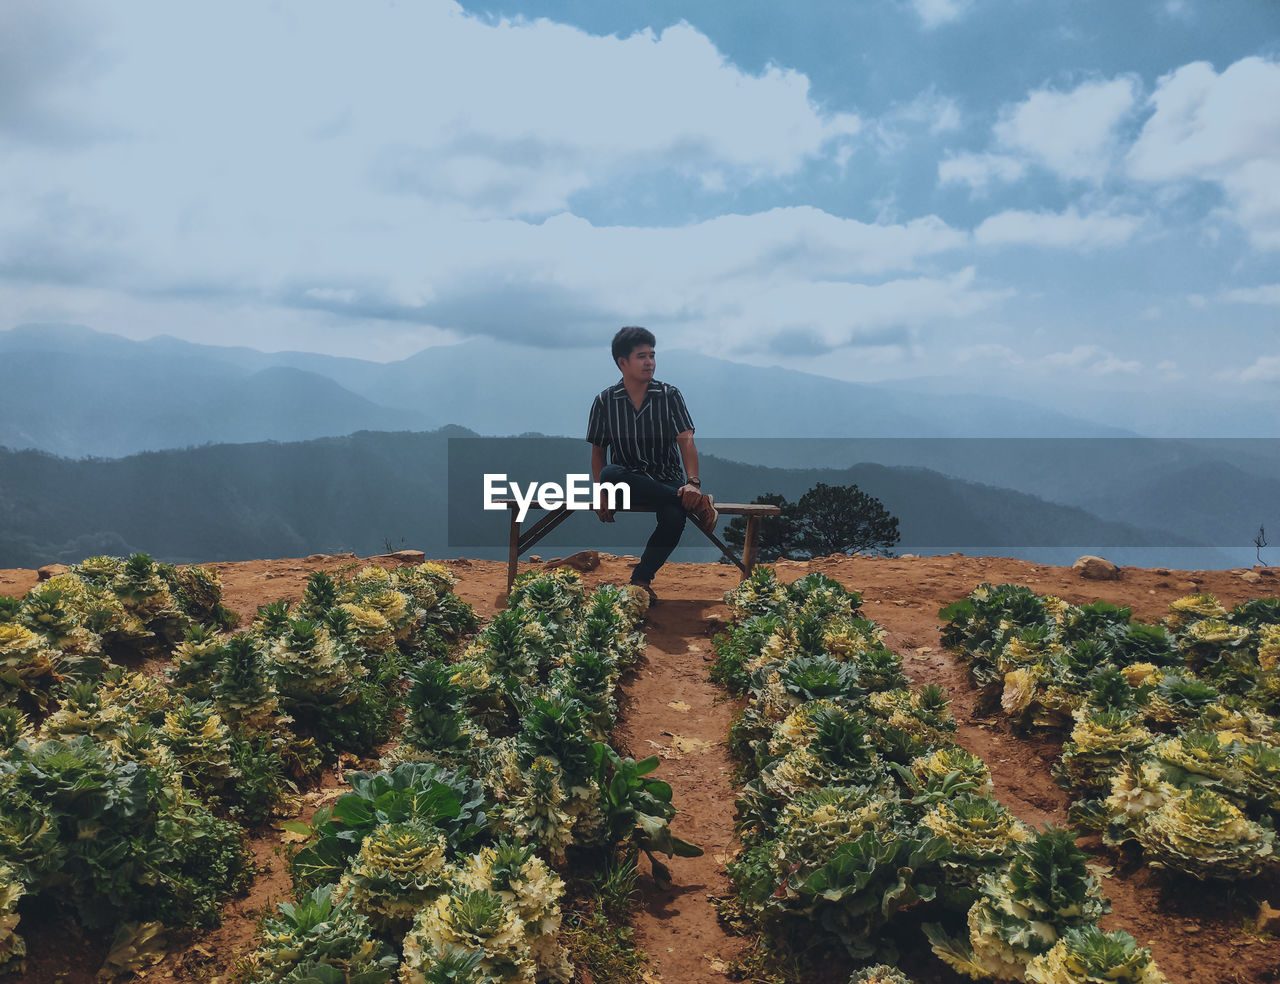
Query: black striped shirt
xmin=586 ymin=379 xmax=695 ymax=485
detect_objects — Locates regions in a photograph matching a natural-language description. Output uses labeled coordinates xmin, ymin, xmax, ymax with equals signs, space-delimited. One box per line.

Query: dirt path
xmin=613 ymin=585 xmax=748 ymax=984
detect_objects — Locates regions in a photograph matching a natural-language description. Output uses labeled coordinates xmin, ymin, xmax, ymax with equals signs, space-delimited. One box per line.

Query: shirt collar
xmin=610 ymin=379 xmax=662 ymax=399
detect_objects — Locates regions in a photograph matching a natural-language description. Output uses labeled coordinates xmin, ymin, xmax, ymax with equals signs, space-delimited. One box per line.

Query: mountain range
xmin=0 ymin=324 xmax=1129 ymax=459
xmin=0 ymin=324 xmax=1273 ymax=572
xmin=0 ymin=428 xmax=1235 ymax=571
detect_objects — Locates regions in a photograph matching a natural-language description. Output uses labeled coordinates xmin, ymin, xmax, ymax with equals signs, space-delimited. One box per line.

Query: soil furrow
xmin=614 ymin=595 xmax=747 ymax=984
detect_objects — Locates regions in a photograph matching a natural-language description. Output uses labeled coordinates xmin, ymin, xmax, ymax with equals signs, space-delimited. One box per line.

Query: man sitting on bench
xmin=587 ymin=326 xmax=718 ymax=605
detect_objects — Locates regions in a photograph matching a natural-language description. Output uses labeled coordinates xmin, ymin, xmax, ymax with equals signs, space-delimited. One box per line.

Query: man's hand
xmin=678 ymin=484 xmax=705 ymax=509
xmin=595 ymin=506 xmax=615 ymax=523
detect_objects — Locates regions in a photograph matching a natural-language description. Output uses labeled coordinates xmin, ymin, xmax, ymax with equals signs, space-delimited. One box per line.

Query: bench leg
xmin=741 ymin=516 xmax=761 ymax=579
xmin=507 ymin=512 xmax=520 ymax=595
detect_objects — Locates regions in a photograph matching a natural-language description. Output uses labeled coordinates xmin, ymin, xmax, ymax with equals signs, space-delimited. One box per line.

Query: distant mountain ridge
xmin=0 ymin=324 xmax=1131 ymax=459
xmin=0 ymin=428 xmax=1231 ymax=570
xmin=0 ymin=328 xmax=432 ymax=457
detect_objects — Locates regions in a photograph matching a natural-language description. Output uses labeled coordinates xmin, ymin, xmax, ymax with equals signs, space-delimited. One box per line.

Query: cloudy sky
xmin=2 ymin=0 xmax=1278 ymax=408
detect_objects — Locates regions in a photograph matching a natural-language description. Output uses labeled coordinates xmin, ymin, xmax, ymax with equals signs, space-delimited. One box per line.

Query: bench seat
xmin=494 ymin=499 xmax=781 ymax=591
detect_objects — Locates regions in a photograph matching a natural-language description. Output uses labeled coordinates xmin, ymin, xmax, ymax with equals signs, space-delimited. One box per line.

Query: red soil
xmin=3 ymin=553 xmax=1279 ymax=984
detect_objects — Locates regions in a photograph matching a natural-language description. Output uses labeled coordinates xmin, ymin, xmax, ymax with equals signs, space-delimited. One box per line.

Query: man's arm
xmin=586 ymin=394 xmax=615 ymax=522
xmin=590 ymin=443 xmax=614 ymax=522
xmin=675 ymin=429 xmax=703 ymax=503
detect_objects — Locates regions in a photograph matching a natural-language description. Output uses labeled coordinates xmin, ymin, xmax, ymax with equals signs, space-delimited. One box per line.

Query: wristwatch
xmin=687 ymin=477 xmax=701 ymax=487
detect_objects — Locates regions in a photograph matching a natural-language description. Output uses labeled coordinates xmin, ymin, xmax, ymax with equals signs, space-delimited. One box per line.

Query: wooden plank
xmin=712 ymin=503 xmax=782 ymax=516
xmin=742 ymin=515 xmax=761 ymax=575
xmin=518 ymin=506 xmax=574 ymax=553
xmin=495 ymin=495 xmax=780 ymax=591
xmin=506 ymin=511 xmax=520 ymax=594
xmin=692 ymin=523 xmax=747 ymax=573
xmin=493 ymin=498 xmax=779 ymax=517
xmin=516 ymin=503 xmax=571 ymax=550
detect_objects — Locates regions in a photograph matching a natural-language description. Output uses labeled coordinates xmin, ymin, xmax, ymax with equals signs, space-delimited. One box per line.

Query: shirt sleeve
xmin=586 ymin=393 xmax=609 ymax=446
xmin=668 ymin=386 xmax=694 ymax=434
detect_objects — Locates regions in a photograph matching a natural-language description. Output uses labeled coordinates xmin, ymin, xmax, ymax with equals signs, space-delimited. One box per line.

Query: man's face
xmin=618 ymin=344 xmax=656 ymax=382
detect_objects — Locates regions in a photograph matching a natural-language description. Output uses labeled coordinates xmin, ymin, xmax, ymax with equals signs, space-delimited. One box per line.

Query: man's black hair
xmin=612 ymin=326 xmax=656 ymax=366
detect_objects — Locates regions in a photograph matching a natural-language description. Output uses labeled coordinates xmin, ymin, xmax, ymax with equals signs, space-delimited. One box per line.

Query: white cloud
xmin=939 ymin=75 xmax=1139 ymax=192
xmin=993 ymin=76 xmax=1140 ymax=181
xmin=974 ymin=207 xmax=1142 ymax=249
xmin=1043 ymin=345 xmax=1102 ymax=369
xmin=0 ymin=0 xmax=109 ymax=146
xmin=0 ymin=187 xmax=981 ymax=354
xmin=374 ymin=15 xmax=862 ymax=213
xmin=705 ymin=266 xmax=1000 ymax=353
xmin=872 ymin=89 xmax=963 ymax=155
xmin=1127 ymin=57 xmax=1280 ymax=247
xmin=0 ymin=1 xmax=935 ymax=358
xmin=937 ymin=152 xmax=1027 ymax=191
xmin=1224 ymin=355 xmax=1280 ymax=383
xmin=1221 ymin=284 xmax=1280 ymax=305
xmin=955 ymin=342 xmax=1023 ymax=367
xmin=956 ymin=342 xmax=1150 ymax=378
xmin=11 ymin=3 xmax=862 ymax=222
xmin=1091 ymin=354 xmax=1143 ymax=374
xmin=1043 ymin=345 xmax=1141 ymax=374
xmin=910 ymin=0 xmax=974 ymax=29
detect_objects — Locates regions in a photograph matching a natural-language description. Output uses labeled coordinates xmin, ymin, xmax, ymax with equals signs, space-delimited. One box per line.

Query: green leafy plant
xmin=238 ymin=885 xmax=398 ymax=984
xmin=587 ymin=742 xmax=702 ymax=885
xmin=927 ymin=827 xmax=1109 ymax=982
xmin=1024 ymin=925 xmax=1168 ymax=984
xmin=289 ymin=763 xmax=488 ymax=891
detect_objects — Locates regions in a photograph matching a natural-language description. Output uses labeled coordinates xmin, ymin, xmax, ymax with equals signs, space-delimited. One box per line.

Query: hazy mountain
xmin=318 ymin=338 xmax=1135 ymax=439
xmin=0 ymin=429 xmax=1227 ymax=571
xmin=0 ymin=325 xmax=432 ymax=456
xmin=1 ymin=325 xmax=1129 ymax=460
xmin=874 ymin=374 xmax=1280 ymax=439
xmin=1074 ymin=459 xmax=1280 ymax=549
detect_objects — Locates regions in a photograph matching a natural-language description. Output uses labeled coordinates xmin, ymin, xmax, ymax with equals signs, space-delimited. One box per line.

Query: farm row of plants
xmin=242 ymin=566 xmax=701 ymax=984
xmin=0 ymin=554 xmax=478 ymax=977
xmin=712 ymin=566 xmax=1168 ymax=984
xmin=941 ymin=584 xmax=1280 ymax=882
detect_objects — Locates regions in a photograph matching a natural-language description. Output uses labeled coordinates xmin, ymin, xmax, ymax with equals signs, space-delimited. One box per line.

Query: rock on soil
xmin=1073 ymin=554 xmax=1121 ymax=580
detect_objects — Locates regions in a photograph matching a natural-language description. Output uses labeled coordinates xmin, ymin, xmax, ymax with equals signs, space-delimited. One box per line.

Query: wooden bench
xmin=496 ymin=499 xmax=781 ymax=591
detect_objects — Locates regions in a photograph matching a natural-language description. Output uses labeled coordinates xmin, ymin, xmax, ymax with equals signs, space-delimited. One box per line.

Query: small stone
xmin=1073 ymin=555 xmax=1121 ymax=580
xmin=1177 ymin=580 xmax=1199 ymax=591
xmin=1257 ymin=900 xmax=1280 ymax=933
xmin=37 ymin=564 xmax=69 ymax=581
xmin=389 ymin=549 xmax=426 ymax=563
xmin=333 ymin=552 xmax=356 ymax=560
xmin=528 ymin=555 xmax=542 ymax=563
xmin=1241 ymin=571 xmax=1262 ymax=584
xmin=306 ymin=553 xmax=328 ymax=562
xmin=900 ymin=553 xmax=919 ymax=560
xmin=543 ymin=550 xmax=600 ymax=572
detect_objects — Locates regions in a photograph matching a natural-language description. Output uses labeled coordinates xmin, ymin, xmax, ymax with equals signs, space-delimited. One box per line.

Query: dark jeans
xmin=599 ymin=464 xmax=686 ymax=583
